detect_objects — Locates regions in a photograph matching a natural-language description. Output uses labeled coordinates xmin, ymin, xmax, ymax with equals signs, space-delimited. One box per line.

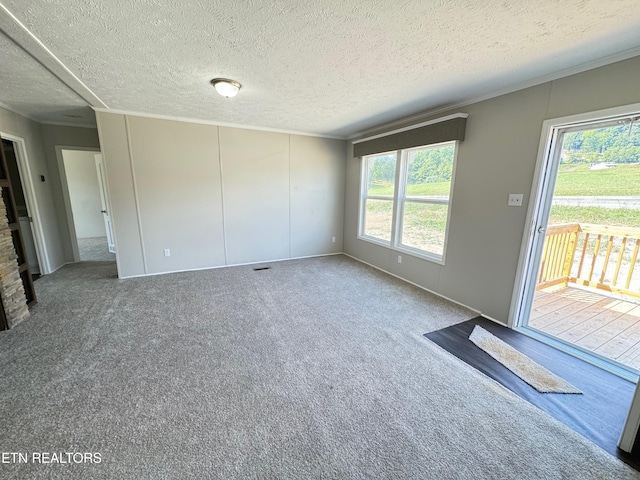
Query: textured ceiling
xmin=1 ymin=0 xmax=640 ymax=137
xmin=0 ymin=32 xmax=95 ymax=126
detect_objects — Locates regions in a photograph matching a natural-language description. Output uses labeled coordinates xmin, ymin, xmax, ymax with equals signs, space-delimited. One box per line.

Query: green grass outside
xmin=364 ymin=200 xmax=447 ymax=254
xmin=551 ymin=163 xmax=640 ymax=227
xmin=369 ymin=163 xmax=640 ymax=197
xmin=365 ymin=162 xmax=640 ymax=237
xmin=368 ymin=181 xmax=451 ymax=197
xmin=554 ymin=163 xmax=640 ymax=196
xmin=548 ymin=206 xmax=640 ymax=228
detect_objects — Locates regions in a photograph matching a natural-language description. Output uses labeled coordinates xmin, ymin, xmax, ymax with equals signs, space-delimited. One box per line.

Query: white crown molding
xmin=0 ymin=2 xmax=107 ymax=108
xmin=0 ymin=100 xmax=41 ymax=123
xmin=0 ymin=101 xmax=96 ymax=129
xmin=348 ymin=46 xmax=640 ymax=141
xmin=92 ymin=108 xmax=347 ymax=140
xmin=39 ymin=120 xmax=97 ymax=129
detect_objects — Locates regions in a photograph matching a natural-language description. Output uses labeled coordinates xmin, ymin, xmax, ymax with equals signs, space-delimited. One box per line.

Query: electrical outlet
xmin=332 ymin=236 xmax=336 ymax=243
xmin=508 ymin=194 xmax=524 ymax=207
xmin=164 ymin=249 xmax=171 ymax=257
xmin=398 ymin=255 xmax=402 ymax=264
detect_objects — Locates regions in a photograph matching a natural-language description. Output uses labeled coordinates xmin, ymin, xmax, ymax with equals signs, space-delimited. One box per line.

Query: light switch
xmin=508 ymin=194 xmax=524 ymax=207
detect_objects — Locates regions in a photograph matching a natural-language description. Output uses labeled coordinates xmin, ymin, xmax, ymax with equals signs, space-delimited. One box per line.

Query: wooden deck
xmin=530 ymin=285 xmax=640 ymax=371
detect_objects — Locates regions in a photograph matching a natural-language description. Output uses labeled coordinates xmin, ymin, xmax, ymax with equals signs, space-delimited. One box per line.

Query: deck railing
xmin=536 ymin=223 xmax=640 ymax=299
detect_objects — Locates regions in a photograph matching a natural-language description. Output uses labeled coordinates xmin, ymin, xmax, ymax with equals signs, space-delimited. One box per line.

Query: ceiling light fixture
xmin=211 ymin=78 xmax=241 ymax=98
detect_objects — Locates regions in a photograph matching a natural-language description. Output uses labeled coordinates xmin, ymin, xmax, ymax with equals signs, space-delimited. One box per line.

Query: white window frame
xmin=358 ymin=141 xmax=459 ymax=264
xmin=358 ymin=150 xmax=399 ymax=247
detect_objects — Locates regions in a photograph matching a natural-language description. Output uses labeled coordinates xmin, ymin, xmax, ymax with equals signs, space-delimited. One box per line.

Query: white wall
xmin=127 ymin=116 xmax=226 ymax=274
xmin=290 ymin=135 xmax=345 ymax=258
xmin=96 ymin=113 xmax=346 ymax=278
xmin=62 ymin=150 xmax=104 ymax=239
xmin=219 ymin=127 xmax=290 ymax=265
xmin=95 ymin=113 xmax=144 ymax=275
xmin=344 ymin=55 xmax=640 ymax=325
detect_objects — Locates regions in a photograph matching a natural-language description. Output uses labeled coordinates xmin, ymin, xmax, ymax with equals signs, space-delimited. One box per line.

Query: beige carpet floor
xmin=0 ymin=255 xmax=637 ymax=479
xmin=77 ymin=236 xmax=115 ymax=262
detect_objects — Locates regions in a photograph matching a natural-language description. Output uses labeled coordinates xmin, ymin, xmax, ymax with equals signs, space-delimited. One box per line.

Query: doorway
xmin=1 ymin=136 xmax=45 ymax=276
xmin=57 ymin=148 xmax=116 ymax=263
xmin=512 ymin=104 xmax=640 ymax=381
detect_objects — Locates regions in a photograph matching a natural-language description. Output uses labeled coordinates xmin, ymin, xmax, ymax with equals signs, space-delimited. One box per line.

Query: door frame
xmin=55 ymin=145 xmax=101 ymax=262
xmin=94 ymin=154 xmax=116 ymax=254
xmin=0 ymin=132 xmax=51 ymax=274
xmin=509 ymin=101 xmax=640 ymax=331
xmin=508 ymin=101 xmax=640 ymax=454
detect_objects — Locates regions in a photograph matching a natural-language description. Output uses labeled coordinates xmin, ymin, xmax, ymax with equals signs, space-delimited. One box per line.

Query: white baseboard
xmin=477 ymin=313 xmax=507 ymax=326
xmin=117 ymin=252 xmax=344 ymax=279
xmin=342 ymin=253 xmax=481 ymax=316
xmin=46 ymin=262 xmax=72 ymax=275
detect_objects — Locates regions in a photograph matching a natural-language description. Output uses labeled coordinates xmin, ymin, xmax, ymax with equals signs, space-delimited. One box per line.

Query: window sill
xmin=357 ymin=234 xmax=391 ymax=248
xmin=357 ymin=234 xmax=446 ymax=266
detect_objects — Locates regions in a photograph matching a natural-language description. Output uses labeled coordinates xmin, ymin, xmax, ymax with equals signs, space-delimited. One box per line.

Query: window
xmin=360 ymin=151 xmax=397 ymax=243
xmin=359 ymin=141 xmax=457 ymax=263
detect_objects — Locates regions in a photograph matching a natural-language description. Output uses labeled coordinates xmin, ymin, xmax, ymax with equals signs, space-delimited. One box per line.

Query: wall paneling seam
xmin=288 ymin=134 xmax=292 ymax=258
xmin=124 ymin=116 xmax=148 ymax=275
xmin=216 ymin=126 xmax=229 ymax=265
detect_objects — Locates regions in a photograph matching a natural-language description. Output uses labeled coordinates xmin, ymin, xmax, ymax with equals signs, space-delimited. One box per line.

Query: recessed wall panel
xmin=128 ymin=116 xmax=225 ymax=274
xmin=219 ymin=127 xmax=290 ymax=264
xmin=290 ymin=135 xmax=345 ymax=257
xmin=96 ymin=112 xmax=145 ymax=277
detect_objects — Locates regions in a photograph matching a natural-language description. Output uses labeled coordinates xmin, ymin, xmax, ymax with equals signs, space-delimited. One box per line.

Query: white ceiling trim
xmin=92 ymin=108 xmax=347 ymax=140
xmin=0 ymin=100 xmax=41 ymax=124
xmin=38 ymin=120 xmax=100 ymax=129
xmin=0 ymin=100 xmax=96 ymax=129
xmin=0 ymin=2 xmax=107 ymax=108
xmin=348 ymin=45 xmax=640 ymax=141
